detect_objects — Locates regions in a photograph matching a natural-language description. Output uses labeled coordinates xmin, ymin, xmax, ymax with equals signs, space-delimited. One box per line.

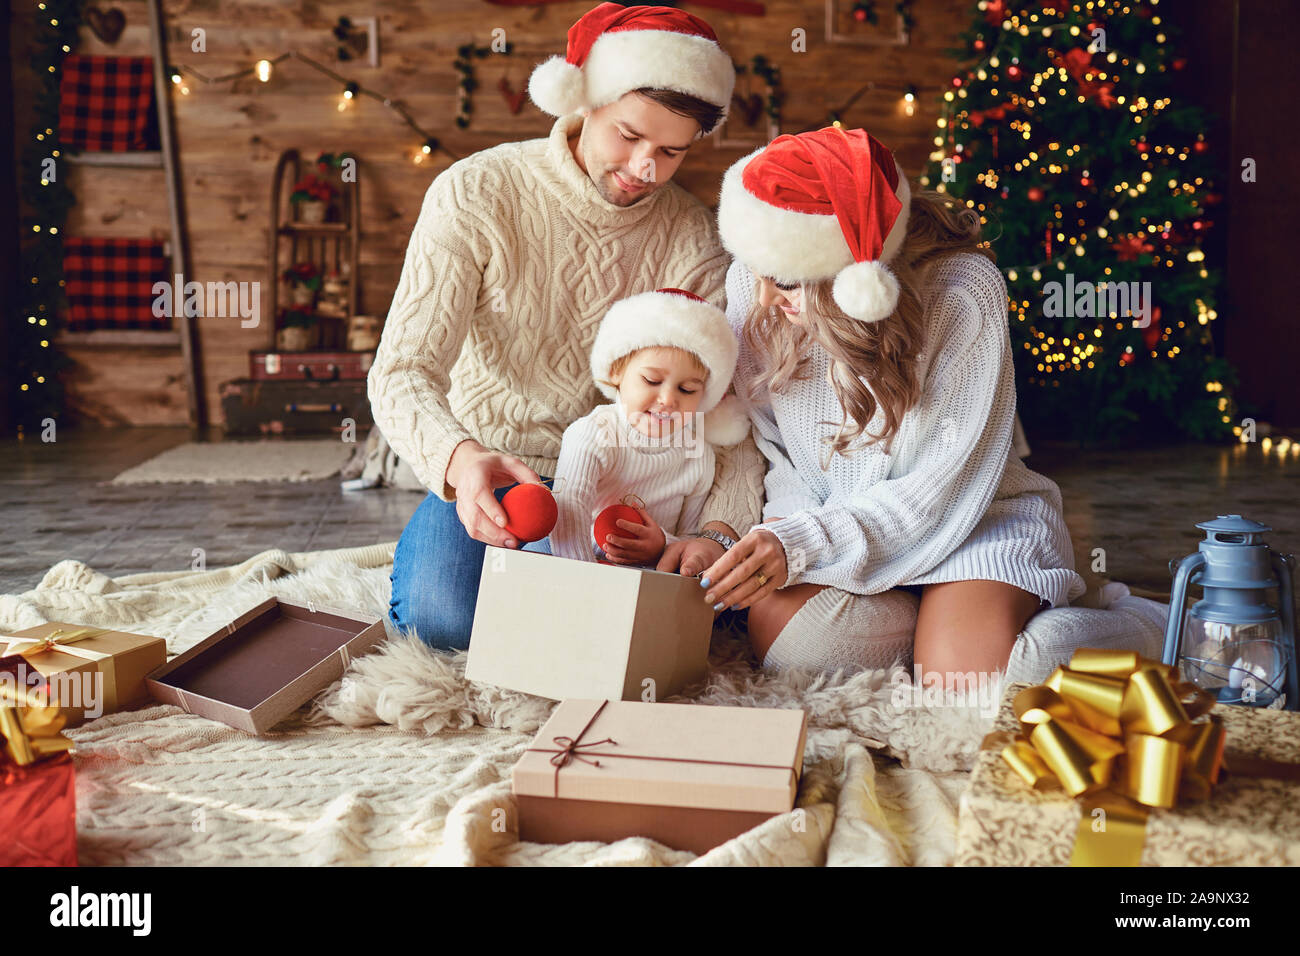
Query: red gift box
xmin=0 ymin=753 xmax=77 ymax=867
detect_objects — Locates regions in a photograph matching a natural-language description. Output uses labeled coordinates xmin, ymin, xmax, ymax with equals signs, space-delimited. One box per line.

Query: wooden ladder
xmin=56 ymin=0 xmax=206 ymax=428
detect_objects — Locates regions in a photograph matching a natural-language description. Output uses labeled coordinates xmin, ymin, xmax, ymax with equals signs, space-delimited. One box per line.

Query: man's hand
xmin=445 ymin=439 xmax=541 ymax=548
xmin=601 ymin=502 xmax=666 ymax=566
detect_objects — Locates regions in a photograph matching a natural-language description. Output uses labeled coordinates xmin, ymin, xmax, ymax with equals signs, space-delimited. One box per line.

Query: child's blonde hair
xmin=597 ymin=345 xmax=711 ymax=394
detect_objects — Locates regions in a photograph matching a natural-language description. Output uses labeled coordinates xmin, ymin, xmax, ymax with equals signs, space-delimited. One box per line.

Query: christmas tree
xmin=922 ymin=0 xmax=1236 ymax=445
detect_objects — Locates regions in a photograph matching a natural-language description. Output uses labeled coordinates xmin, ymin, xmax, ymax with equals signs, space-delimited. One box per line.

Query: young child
xmin=540 ymin=288 xmax=752 ymax=565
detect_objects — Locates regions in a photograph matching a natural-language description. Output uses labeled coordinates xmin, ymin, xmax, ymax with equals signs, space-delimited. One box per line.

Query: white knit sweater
xmin=730 ymin=255 xmax=1087 ymax=608
xmin=549 ymin=397 xmax=716 ymax=562
xmin=368 ymin=114 xmax=766 ymax=539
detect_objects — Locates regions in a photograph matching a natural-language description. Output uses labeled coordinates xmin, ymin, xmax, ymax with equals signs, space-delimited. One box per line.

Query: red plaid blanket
xmin=58 ymin=55 xmax=158 ymax=152
xmin=63 ymin=237 xmax=171 ymax=331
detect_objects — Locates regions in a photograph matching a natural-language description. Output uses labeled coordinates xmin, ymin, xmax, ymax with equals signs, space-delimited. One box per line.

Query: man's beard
xmin=595 ymin=169 xmax=653 ymax=207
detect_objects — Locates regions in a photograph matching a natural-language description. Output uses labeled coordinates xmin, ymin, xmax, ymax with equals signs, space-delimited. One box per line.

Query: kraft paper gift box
xmin=145 ymin=597 xmax=385 ymax=735
xmin=955 ymin=680 xmax=1300 ymax=867
xmin=466 ymin=546 xmax=715 ymax=702
xmin=512 ymin=698 xmax=808 ymax=854
xmin=0 ymin=623 xmax=167 ymax=728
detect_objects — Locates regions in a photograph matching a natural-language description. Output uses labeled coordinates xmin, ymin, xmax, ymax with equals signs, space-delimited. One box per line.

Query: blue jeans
xmin=389 ymin=477 xmax=555 ymax=650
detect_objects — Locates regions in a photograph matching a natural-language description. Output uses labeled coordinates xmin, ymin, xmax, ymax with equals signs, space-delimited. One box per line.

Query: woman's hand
xmin=700 ymin=528 xmax=789 ymax=611
xmin=657 ymin=536 xmax=725 ymax=577
xmin=601 ymin=503 xmax=666 ymax=565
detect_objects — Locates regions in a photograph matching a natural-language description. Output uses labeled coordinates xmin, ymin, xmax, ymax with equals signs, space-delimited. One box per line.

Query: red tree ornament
xmin=501 ymin=482 xmax=557 ymax=543
xmin=1027 ymin=185 xmax=1044 ymax=201
xmin=1006 ymin=63 xmax=1022 ymax=81
xmin=593 ymin=495 xmax=645 ymax=550
xmin=1142 ymin=306 xmax=1163 ymax=351
xmin=1193 ymin=140 xmax=1209 ymax=154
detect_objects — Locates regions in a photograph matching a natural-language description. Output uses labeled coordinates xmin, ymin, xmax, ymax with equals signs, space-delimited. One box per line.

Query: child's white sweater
xmin=549 ymin=396 xmax=716 ymax=562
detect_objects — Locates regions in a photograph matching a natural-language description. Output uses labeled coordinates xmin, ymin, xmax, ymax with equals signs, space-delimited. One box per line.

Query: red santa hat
xmin=590 ymin=288 xmax=751 ymax=446
xmin=528 ymin=3 xmax=735 ymax=135
xmin=716 ymin=126 xmax=912 ymax=323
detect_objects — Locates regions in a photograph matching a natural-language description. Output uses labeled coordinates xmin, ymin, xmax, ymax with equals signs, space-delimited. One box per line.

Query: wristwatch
xmin=695 ymin=528 xmax=737 ymax=551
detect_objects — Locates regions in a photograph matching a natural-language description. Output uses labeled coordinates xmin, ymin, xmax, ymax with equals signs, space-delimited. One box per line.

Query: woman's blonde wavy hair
xmin=739 ymin=189 xmax=995 ymax=469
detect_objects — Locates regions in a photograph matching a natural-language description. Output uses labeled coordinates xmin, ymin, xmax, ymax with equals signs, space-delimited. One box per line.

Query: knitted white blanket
xmin=5 ymin=544 xmax=1165 ymax=866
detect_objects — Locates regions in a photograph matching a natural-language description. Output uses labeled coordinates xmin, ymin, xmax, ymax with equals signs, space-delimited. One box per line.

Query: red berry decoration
xmin=1027 ymin=186 xmax=1044 ymax=201
xmin=501 ymin=482 xmax=557 ymax=543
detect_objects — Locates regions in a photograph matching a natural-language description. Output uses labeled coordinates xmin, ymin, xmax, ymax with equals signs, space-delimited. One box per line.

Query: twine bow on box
xmin=983 ymin=648 xmax=1225 ymax=866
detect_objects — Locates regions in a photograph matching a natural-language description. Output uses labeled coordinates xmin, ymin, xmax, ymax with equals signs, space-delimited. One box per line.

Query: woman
xmin=672 ymin=126 xmax=1164 ymax=684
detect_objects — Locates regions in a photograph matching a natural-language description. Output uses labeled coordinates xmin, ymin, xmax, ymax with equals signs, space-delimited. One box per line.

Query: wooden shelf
xmin=278 ymin=222 xmax=349 ymax=234
xmin=57 ymin=329 xmax=181 ymax=348
xmin=64 ymin=151 xmax=164 ymax=168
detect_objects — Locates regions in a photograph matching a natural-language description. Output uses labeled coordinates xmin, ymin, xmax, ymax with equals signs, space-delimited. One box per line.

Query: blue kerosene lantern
xmin=1162 ymin=515 xmax=1298 ymax=710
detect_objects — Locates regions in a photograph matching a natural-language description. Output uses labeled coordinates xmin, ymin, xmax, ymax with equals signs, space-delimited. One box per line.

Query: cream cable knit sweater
xmin=730 ymin=255 xmax=1087 ymax=608
xmin=368 ymin=114 xmax=766 ymax=538
xmin=550 ymin=397 xmax=717 ymax=562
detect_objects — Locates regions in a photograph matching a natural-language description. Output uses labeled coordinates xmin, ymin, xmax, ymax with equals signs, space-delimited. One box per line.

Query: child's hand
xmin=601 ymin=503 xmax=666 ymax=566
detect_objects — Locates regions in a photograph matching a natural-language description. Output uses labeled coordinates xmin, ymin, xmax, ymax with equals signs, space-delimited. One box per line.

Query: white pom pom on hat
xmin=832 ymin=260 xmax=901 ymax=324
xmin=527 ymin=55 xmax=588 ymax=119
xmin=700 ymin=393 xmax=752 ymax=447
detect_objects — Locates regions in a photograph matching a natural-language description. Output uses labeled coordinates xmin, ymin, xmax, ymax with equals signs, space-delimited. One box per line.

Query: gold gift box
xmin=955 ymin=682 xmax=1300 ymax=866
xmin=0 ymin=623 xmax=167 ymax=728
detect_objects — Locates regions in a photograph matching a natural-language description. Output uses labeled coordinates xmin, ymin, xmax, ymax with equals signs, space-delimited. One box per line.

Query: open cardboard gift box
xmin=465 ymin=546 xmax=716 ymax=702
xmin=513 ymin=699 xmax=809 ymax=854
xmin=146 ymin=597 xmax=385 ymax=734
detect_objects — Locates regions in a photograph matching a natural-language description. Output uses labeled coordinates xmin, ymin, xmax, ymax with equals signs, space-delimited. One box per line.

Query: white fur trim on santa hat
xmin=528 ymin=29 xmax=735 ymax=133
xmin=590 ymin=290 xmax=739 ymax=415
xmin=717 ymin=150 xmax=912 ymax=286
xmin=527 ymin=55 xmax=588 ymax=119
xmin=832 ymin=260 xmax=900 ymax=323
xmin=700 ymin=393 xmax=752 ymax=446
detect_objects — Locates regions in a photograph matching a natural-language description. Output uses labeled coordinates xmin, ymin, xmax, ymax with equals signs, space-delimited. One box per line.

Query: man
xmin=369 ymin=3 xmax=766 ymax=649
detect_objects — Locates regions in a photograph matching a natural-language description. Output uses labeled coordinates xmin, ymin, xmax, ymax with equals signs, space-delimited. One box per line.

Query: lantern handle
xmin=1270 ymin=550 xmax=1298 ymax=711
xmin=1162 ymin=551 xmax=1207 ymax=668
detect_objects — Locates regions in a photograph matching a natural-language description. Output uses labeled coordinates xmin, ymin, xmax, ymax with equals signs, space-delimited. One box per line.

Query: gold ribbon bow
xmin=0 ymin=684 xmax=73 ymax=768
xmin=993 ymin=648 xmax=1225 ymax=866
xmin=0 ymin=625 xmax=111 ymax=658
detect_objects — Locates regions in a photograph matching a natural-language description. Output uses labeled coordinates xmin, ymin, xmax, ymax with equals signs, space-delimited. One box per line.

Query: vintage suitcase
xmin=249 ymin=350 xmax=374 ymax=381
xmin=220 ymin=377 xmax=373 ymax=436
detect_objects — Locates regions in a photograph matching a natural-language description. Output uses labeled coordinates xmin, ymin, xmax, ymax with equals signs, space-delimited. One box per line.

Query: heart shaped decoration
xmin=499 ymin=76 xmax=528 ymax=115
xmin=86 ymin=6 xmax=126 ymax=44
xmin=733 ymin=92 xmax=763 ymax=127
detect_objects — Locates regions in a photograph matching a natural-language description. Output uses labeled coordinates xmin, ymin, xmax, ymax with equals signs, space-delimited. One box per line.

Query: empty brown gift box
xmin=146 ymin=598 xmax=385 ymax=735
xmin=513 ymin=699 xmax=809 ymax=855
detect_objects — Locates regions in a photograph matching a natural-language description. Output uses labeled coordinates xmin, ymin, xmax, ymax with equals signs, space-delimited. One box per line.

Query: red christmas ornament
xmin=501 ymin=482 xmax=557 ymax=543
xmin=1119 ymin=351 xmax=1135 ymax=367
xmin=1173 ymin=57 xmax=1187 ymax=71
xmin=984 ymin=0 xmax=1006 ymax=27
xmin=1006 ymin=63 xmax=1023 ymax=81
xmin=853 ymin=6 xmax=868 ymax=22
xmin=974 ymin=37 xmax=986 ymax=51
xmin=952 ymin=75 xmax=963 ymax=87
xmin=1135 ymin=139 xmax=1149 ymax=154
xmin=1142 ymin=306 xmax=1163 ymax=351
xmin=1027 ymin=186 xmax=1044 ymax=202
xmin=594 ymin=497 xmax=645 ymax=550
xmin=1193 ymin=140 xmax=1209 ymax=154
xmin=1080 ymin=175 xmax=1092 ymax=187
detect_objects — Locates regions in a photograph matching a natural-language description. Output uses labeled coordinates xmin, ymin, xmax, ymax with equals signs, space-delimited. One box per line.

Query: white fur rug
xmin=0 ymin=543 xmax=1162 ymax=866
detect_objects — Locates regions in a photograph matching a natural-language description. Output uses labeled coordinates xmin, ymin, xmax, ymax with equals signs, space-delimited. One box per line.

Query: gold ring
xmin=755 ymin=571 xmax=768 ymax=587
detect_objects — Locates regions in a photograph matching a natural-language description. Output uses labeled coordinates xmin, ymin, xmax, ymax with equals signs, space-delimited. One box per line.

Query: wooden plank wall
xmin=12 ymin=0 xmax=971 ymax=427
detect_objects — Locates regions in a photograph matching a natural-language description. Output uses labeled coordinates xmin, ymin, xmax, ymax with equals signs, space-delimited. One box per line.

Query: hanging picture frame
xmin=712 ymin=61 xmax=780 ymax=149
xmin=825 ymin=0 xmax=911 ymax=47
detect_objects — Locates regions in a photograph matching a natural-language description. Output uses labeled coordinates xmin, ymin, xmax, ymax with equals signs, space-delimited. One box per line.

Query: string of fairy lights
xmin=169 ymin=51 xmax=461 ymax=164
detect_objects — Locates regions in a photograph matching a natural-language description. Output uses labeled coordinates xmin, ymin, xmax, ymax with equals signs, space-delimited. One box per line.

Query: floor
xmin=1 ymin=426 xmax=1297 ymax=601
